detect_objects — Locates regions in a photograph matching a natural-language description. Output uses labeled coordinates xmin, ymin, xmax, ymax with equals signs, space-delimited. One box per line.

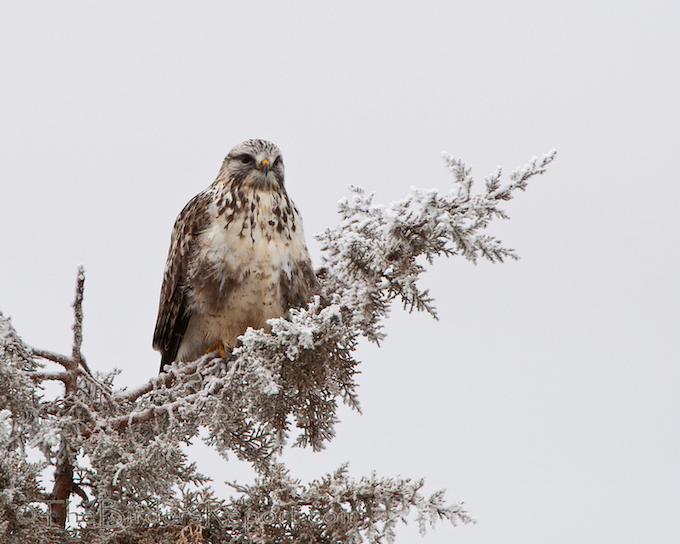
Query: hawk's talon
xmin=206 ymin=341 xmax=226 ymax=358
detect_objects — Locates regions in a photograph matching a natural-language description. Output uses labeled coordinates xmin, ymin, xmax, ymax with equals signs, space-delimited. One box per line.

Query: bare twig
xmin=71 ymin=265 xmax=94 ymax=377
xmin=28 ymin=370 xmax=70 ymax=382
xmin=29 ymin=347 xmax=75 ymax=369
xmin=78 ymin=369 xmax=113 ymax=402
xmin=29 ymin=267 xmax=94 ymax=378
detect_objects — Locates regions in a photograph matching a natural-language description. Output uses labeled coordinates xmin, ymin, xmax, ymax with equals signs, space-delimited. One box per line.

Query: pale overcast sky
xmin=1 ymin=2 xmax=679 ymax=543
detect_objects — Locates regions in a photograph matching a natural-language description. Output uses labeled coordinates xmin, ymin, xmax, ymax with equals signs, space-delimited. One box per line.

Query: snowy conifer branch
xmin=0 ymin=312 xmax=42 ymax=454
xmin=112 ymin=352 xmax=217 ymax=404
xmin=218 ymin=463 xmax=473 ymax=543
xmin=316 ymin=149 xmax=556 ymax=342
xmin=0 ymin=149 xmax=555 ymax=541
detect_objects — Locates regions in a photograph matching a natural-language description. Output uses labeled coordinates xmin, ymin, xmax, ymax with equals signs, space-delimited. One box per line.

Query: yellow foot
xmin=206 ymin=341 xmax=226 ymax=358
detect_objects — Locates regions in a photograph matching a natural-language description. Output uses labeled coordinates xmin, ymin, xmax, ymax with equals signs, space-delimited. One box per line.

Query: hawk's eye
xmin=239 ymin=154 xmax=254 ymax=165
xmin=273 ymin=156 xmax=282 ymax=167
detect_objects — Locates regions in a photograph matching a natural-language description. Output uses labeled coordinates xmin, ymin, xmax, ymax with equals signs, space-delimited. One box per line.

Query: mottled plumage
xmin=153 ymin=139 xmax=318 ymax=372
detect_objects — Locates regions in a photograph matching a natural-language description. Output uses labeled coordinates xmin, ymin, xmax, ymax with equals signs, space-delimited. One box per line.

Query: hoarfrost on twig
xmin=0 ymin=149 xmax=554 ymax=542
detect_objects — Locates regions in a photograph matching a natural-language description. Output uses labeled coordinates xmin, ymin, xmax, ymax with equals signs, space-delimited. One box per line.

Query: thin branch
xmin=29 ymin=347 xmax=75 ymax=369
xmin=28 ymin=370 xmax=70 ymax=382
xmin=29 ymin=267 xmax=93 ymax=377
xmin=78 ymin=369 xmax=113 ymax=402
xmin=72 ymin=265 xmax=91 ymax=377
xmin=77 ymin=354 xmax=93 ymax=378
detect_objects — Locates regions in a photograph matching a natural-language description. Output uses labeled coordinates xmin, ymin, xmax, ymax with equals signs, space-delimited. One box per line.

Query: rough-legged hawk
xmin=153 ymin=139 xmax=318 ymax=372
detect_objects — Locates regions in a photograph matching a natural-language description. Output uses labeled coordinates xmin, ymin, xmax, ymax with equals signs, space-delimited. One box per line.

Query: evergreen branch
xmin=113 ymin=351 xmax=219 ymax=404
xmin=0 ymin=149 xmax=555 ymax=542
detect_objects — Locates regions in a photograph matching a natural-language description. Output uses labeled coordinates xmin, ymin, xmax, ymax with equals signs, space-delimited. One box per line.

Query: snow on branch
xmin=218 ymin=462 xmax=474 ymax=543
xmin=0 ymin=311 xmax=42 ymax=454
xmin=316 ymin=148 xmax=557 ymax=341
xmin=0 ymin=150 xmax=554 ymax=541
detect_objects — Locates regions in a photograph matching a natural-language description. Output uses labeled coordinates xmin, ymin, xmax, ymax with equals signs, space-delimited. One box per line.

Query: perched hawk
xmin=153 ymin=139 xmax=318 ymax=372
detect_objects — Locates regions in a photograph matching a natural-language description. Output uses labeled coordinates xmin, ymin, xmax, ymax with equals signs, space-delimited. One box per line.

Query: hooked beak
xmin=260 ymin=158 xmax=270 ymax=176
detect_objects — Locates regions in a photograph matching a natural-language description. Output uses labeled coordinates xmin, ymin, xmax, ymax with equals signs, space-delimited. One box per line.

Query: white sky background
xmin=1 ymin=1 xmax=679 ymax=542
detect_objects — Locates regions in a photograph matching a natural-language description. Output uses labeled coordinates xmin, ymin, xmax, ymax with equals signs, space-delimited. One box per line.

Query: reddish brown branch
xmin=49 ymin=439 xmax=73 ymax=528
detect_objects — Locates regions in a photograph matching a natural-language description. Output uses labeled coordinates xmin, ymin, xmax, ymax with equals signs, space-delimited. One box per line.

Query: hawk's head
xmin=220 ymin=139 xmax=285 ymax=191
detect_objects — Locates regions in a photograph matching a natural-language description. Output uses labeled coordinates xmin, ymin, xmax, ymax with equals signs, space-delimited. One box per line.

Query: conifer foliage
xmin=0 ymin=150 xmax=555 ymax=543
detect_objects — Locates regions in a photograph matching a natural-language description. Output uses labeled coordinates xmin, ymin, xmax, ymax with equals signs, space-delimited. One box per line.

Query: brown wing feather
xmin=153 ymin=189 xmax=212 ymax=371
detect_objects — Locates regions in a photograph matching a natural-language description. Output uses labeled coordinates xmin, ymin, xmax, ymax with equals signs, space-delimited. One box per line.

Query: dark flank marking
xmin=279 ymin=259 xmax=319 ymax=309
xmin=185 ymin=260 xmax=240 ymax=315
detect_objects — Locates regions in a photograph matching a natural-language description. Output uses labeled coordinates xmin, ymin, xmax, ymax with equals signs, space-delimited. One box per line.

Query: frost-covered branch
xmin=27 ymin=370 xmax=70 ymax=382
xmin=72 ymin=266 xmax=85 ymax=367
xmin=316 ymin=148 xmax=556 ymax=341
xmin=215 ymin=463 xmax=474 ymax=543
xmin=0 ymin=150 xmax=555 ymax=542
xmin=29 ymin=347 xmax=75 ymax=370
